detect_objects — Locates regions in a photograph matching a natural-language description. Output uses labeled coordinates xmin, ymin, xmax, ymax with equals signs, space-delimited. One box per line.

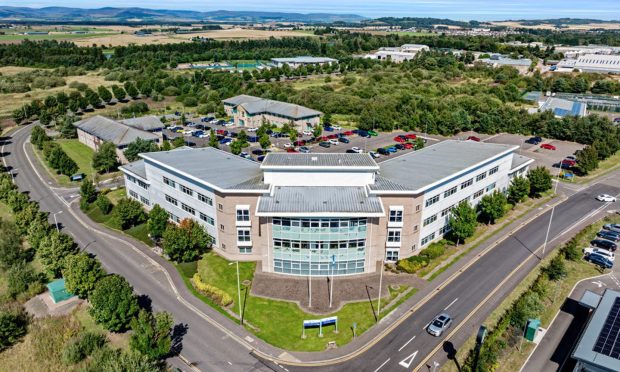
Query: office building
xmin=222 ymin=95 xmax=321 ymax=130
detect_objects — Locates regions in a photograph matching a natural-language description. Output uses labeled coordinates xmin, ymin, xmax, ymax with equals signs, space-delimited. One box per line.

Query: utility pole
xmin=542 ymin=164 xmax=563 ymax=256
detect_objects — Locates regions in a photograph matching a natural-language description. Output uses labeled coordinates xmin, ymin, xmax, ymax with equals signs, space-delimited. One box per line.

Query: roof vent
xmin=311 ymin=156 xmax=318 ymax=161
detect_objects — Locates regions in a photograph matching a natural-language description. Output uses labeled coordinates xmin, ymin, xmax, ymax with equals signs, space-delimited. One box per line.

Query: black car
xmin=591 ymin=239 xmax=617 ymax=251
xmin=526 ymin=136 xmax=543 ymax=145
xmin=598 ymin=231 xmax=620 ymax=242
xmin=252 ymin=149 xmax=264 ymax=155
xmin=319 ymin=141 xmax=331 ymax=148
xmin=586 ymin=253 xmax=614 ymax=269
xmin=395 ymin=144 xmax=405 ymax=150
xmin=339 ymin=137 xmax=350 ymax=144
xmin=377 ymin=148 xmax=390 ymax=155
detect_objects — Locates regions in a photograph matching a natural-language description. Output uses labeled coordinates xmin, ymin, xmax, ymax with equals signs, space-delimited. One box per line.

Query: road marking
xmin=398 ymin=336 xmax=416 ymax=352
xmin=374 ymin=358 xmax=390 ymax=372
xmin=592 ymin=280 xmax=607 ymax=288
xmin=444 ymin=297 xmax=459 ymax=311
xmin=398 ymin=350 xmax=418 ymax=368
xmin=227 ymin=361 xmax=232 ymax=365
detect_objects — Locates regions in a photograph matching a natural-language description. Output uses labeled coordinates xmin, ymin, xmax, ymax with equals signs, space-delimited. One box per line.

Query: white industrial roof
xmin=261 ymin=153 xmax=378 ymax=170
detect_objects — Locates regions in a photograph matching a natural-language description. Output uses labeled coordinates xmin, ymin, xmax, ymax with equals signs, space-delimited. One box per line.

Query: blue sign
xmin=303 ymin=320 xmax=321 ymax=327
xmin=322 ymin=316 xmax=337 ymax=326
xmin=331 ymin=255 xmax=336 ymax=265
xmin=303 ymin=316 xmax=338 ymax=328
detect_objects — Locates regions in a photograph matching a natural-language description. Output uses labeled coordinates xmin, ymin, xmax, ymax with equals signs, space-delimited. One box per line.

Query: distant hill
xmin=0 ymin=6 xmax=367 ymax=24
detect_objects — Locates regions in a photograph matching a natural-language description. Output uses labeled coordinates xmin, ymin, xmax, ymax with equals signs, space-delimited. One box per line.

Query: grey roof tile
xmin=73 ymin=115 xmax=159 ymax=147
xmin=120 ymin=115 xmax=165 ymax=131
xmin=222 ymin=95 xmax=321 ymax=119
xmin=261 ymin=153 xmax=378 ymax=169
xmin=119 ymin=159 xmax=147 ymax=179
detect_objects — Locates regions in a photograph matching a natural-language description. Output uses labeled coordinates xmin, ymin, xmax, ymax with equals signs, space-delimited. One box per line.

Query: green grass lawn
xmin=181 ymin=252 xmax=415 ymax=351
xmin=57 ymin=139 xmax=96 ymax=176
xmin=84 ymin=200 xmax=153 ymax=247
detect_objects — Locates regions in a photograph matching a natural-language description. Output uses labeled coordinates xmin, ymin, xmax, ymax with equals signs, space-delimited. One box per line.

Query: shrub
xmin=192 ymin=273 xmax=233 ymax=306
xmin=396 ymin=257 xmax=428 ymax=273
xmin=0 ymin=307 xmax=29 ymax=351
xmin=420 ymin=241 xmax=447 ymax=259
xmin=62 ymin=332 xmax=106 ymax=364
xmin=95 ymin=194 xmax=112 ymax=215
xmin=560 ymin=237 xmax=581 ymax=261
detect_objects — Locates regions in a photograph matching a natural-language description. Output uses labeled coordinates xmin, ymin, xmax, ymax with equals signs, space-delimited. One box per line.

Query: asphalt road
xmin=2 ymin=125 xmax=271 ymax=372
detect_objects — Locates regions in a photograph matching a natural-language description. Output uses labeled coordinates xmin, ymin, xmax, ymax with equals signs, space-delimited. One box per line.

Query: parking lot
xmin=161 ymin=115 xmax=585 ymax=169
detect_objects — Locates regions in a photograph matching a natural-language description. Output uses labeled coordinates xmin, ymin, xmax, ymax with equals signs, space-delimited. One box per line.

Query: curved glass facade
xmin=272 ymin=217 xmax=367 ymax=276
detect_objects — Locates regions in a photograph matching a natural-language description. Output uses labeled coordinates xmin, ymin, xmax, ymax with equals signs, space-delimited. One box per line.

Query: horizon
xmin=2 ymin=1 xmax=620 ymax=21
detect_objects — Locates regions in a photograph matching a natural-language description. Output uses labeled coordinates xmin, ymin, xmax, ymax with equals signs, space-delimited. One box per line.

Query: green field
xmin=57 ymin=139 xmax=95 ymax=176
xmin=0 ymin=32 xmax=117 ymax=42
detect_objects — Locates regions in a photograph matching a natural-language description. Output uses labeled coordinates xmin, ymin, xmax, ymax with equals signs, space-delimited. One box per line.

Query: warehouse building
xmin=538 ymin=97 xmax=587 ymax=118
xmin=222 ymin=95 xmax=321 ymax=130
xmin=270 ymin=56 xmax=337 ymax=69
xmin=556 ymin=54 xmax=620 ymax=74
xmin=364 ymin=44 xmax=429 ymax=63
xmin=120 ymin=140 xmax=532 ymax=276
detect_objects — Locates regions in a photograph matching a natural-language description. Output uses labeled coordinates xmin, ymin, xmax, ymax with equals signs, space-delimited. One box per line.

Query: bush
xmin=7 ymin=262 xmax=39 ymax=299
xmin=396 ymin=257 xmax=428 ymax=273
xmin=544 ymin=256 xmax=567 ymax=281
xmin=62 ymin=332 xmax=106 ymax=364
xmin=560 ymin=237 xmax=581 ymax=261
xmin=0 ymin=307 xmax=29 ymax=351
xmin=95 ymin=194 xmax=112 ymax=215
xmin=192 ymin=273 xmax=233 ymax=306
xmin=420 ymin=241 xmax=447 ymax=259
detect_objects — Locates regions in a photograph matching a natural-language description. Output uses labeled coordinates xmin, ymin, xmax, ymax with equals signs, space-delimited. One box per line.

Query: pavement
xmin=4 ymin=123 xmax=620 ymax=372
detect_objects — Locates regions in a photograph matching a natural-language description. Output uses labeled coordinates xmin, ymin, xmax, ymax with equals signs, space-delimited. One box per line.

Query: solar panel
xmin=593 ymin=297 xmax=620 ymax=359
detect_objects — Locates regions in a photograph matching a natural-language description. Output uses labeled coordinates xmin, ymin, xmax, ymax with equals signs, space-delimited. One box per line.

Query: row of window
xmin=273 ymin=239 xmax=366 ymax=250
xmin=272 ymin=218 xmax=367 ymax=228
xmin=425 ymin=166 xmax=501 ymax=207
xmin=127 ymin=174 xmax=148 ymax=190
xmin=162 ymin=176 xmax=213 ymax=206
xmin=165 ymin=194 xmax=215 ymax=226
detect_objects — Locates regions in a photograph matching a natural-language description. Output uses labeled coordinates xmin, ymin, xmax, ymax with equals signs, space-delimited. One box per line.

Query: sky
xmin=3 ymin=0 xmax=620 ymax=21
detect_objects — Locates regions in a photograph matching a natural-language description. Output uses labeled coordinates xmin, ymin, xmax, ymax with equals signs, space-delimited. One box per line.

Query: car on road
xmin=299 ymin=146 xmax=311 ymax=153
xmin=583 ymin=247 xmax=615 ymax=261
xmin=369 ymin=151 xmax=380 ymax=159
xmin=596 ymin=194 xmax=617 ymax=202
xmin=339 ymin=137 xmax=350 ymax=144
xmin=591 ymin=239 xmax=618 ymax=251
xmin=377 ymin=148 xmax=390 ymax=156
xmin=350 ymin=147 xmax=363 ymax=153
xmin=467 ymin=136 xmax=481 ymax=142
xmin=604 ymin=224 xmax=620 ymax=234
xmin=319 ymin=141 xmax=331 ymax=148
xmin=368 ymin=130 xmax=378 ymax=136
xmin=586 ymin=253 xmax=614 ymax=269
xmin=302 ymin=130 xmax=313 ymax=136
xmin=526 ymin=136 xmax=543 ymax=145
xmin=328 ymin=139 xmax=340 ymax=145
xmin=597 ymin=230 xmax=620 ymax=242
xmin=540 ymin=143 xmax=556 ymax=150
xmin=427 ymin=313 xmax=453 ymax=337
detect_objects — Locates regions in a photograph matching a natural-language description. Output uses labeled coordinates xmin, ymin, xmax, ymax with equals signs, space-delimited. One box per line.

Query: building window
xmin=489 ymin=166 xmax=499 ymax=175
xmin=165 ymin=194 xmax=178 ymax=206
xmin=198 ymin=193 xmax=213 ymax=206
xmin=137 ymin=180 xmax=148 ymax=189
xmin=486 ymin=183 xmax=496 ymax=192
xmin=163 ymin=177 xmax=176 ymax=188
xmin=423 ymin=214 xmax=437 ymax=226
xmin=389 ymin=209 xmax=403 ymax=223
xmin=474 ymin=189 xmax=484 ymax=199
xmin=476 ymin=172 xmax=487 ymax=182
xmin=237 ymin=229 xmax=251 ymax=242
xmin=180 ymin=184 xmax=193 ymax=196
xmin=239 ymin=246 xmax=252 ymax=254
xmin=387 ymin=229 xmax=401 ymax=243
xmin=220 ymin=224 xmax=225 ymax=231
xmin=386 ymin=250 xmax=399 ymax=262
xmin=439 ymin=225 xmax=451 ymax=235
xmin=443 ymin=186 xmax=457 ymax=198
xmin=416 ymin=205 xmax=421 ymax=212
xmin=425 ymin=195 xmax=440 ymax=207
xmin=461 ymin=178 xmax=473 ymax=189
xmin=181 ymin=203 xmax=195 ymax=215
xmin=441 ymin=206 xmax=455 ymax=217
xmin=140 ymin=196 xmax=150 ymax=206
xmin=414 ymin=225 xmax=418 ymax=232
xmin=218 ymin=203 xmax=223 ymax=211
xmin=167 ymin=212 xmax=180 ymax=223
xmin=127 ymin=175 xmax=136 ymax=183
xmin=200 ymin=213 xmax=214 ymax=225
xmin=129 ymin=190 xmax=138 ymax=199
xmin=236 ymin=209 xmax=250 ymax=222
xmin=421 ymin=232 xmax=436 ymax=246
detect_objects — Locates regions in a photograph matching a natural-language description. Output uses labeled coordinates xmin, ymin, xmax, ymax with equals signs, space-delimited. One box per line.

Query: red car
xmin=394 ymin=136 xmax=407 ymax=143
xmin=328 ymin=134 xmax=339 ymax=139
xmin=540 ymin=144 xmax=556 ymax=150
xmin=286 ymin=148 xmax=298 ymax=153
xmin=561 ymin=159 xmax=576 ymax=167
xmin=403 ymin=142 xmax=414 ymax=149
xmin=467 ymin=136 xmax=481 ymax=142
xmin=343 ymin=131 xmax=354 ymax=136
xmin=216 ymin=129 xmax=227 ymax=135
xmin=319 ymin=136 xmax=328 ymax=141
xmin=294 ymin=140 xmax=306 ymax=146
xmin=405 ymin=133 xmax=417 ymax=140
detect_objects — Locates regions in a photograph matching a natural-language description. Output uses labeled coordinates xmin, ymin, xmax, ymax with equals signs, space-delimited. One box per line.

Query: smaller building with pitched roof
xmin=222 ymin=95 xmax=321 ymax=130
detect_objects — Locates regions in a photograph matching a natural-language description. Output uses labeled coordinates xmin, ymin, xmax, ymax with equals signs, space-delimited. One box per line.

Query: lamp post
xmin=329 ymin=254 xmax=335 ymax=308
xmin=542 ymin=164 xmax=563 ymax=256
xmin=53 ymin=211 xmax=62 ymax=233
xmin=377 ymin=248 xmax=385 ymax=317
xmin=229 ymin=261 xmax=242 ymax=325
xmin=432 ymin=361 xmax=440 ymax=372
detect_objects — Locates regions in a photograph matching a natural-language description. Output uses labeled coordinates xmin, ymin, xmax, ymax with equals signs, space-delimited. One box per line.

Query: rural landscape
xmin=0 ymin=2 xmax=620 ymax=372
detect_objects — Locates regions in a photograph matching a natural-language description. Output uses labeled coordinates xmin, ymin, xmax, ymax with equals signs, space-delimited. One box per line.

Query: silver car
xmin=427 ymin=313 xmax=453 ymax=337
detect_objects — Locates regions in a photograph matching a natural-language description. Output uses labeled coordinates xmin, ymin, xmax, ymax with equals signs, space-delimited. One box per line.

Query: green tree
xmin=97 ymin=86 xmax=113 ymax=104
xmin=113 ymin=198 xmax=146 ymax=230
xmin=111 ymin=85 xmax=126 ymax=101
xmin=312 ymin=124 xmax=323 ymax=138
xmin=259 ymin=134 xmax=271 ymax=150
xmin=510 ymin=291 xmax=544 ymax=328
xmin=477 ymin=191 xmax=507 ymax=224
xmin=162 ymin=219 xmax=211 ymax=262
xmin=527 ymin=166 xmax=552 ymax=196
xmin=89 ymin=274 xmax=139 ymax=332
xmin=80 ymin=178 xmax=98 ymax=204
xmin=507 ymin=176 xmax=530 ymax=204
xmin=230 ymin=140 xmax=243 ymax=155
xmin=30 ymin=126 xmax=50 ymax=149
xmin=172 ymin=137 xmax=185 ymax=148
xmin=124 ymin=138 xmax=159 ymax=162
xmin=130 ymin=310 xmax=173 ymax=360
xmin=95 ymin=194 xmax=112 ymax=215
xmin=7 ymin=261 xmax=39 ymax=298
xmin=576 ymin=145 xmax=599 ymax=175
xmin=59 ymin=115 xmax=77 ymax=138
xmin=125 ymin=83 xmax=140 ymax=100
xmin=208 ymin=129 xmax=219 ymax=149
xmin=63 ymin=253 xmax=106 ymax=299
xmin=147 ymin=204 xmax=169 ymax=241
xmin=0 ymin=307 xmax=28 ymax=351
xmin=92 ymin=142 xmax=119 ymax=173
xmin=27 ymin=219 xmax=51 ymax=252
xmin=448 ymin=201 xmax=477 ymax=245
xmin=0 ymin=221 xmax=24 ymax=270
xmin=544 ymin=256 xmax=567 ymax=281
xmin=14 ymin=201 xmax=48 ymax=235
xmin=38 ymin=230 xmax=78 ymax=277
xmin=83 ymin=88 xmax=101 ymax=108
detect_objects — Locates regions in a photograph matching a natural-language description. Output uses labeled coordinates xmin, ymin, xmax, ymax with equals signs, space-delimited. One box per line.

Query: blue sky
xmin=3 ymin=0 xmax=620 ymax=21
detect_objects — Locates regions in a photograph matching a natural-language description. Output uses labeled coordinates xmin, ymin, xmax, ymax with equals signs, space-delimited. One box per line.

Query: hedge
xmin=396 ymin=240 xmax=447 ymax=274
xmin=192 ymin=273 xmax=233 ymax=307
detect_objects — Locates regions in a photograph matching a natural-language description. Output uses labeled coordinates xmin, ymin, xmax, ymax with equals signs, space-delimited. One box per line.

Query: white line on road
xmin=444 ymin=297 xmax=459 ymax=311
xmin=374 ymin=358 xmax=391 ymax=372
xmin=398 ymin=336 xmax=416 ymax=352
xmin=398 ymin=350 xmax=418 ymax=368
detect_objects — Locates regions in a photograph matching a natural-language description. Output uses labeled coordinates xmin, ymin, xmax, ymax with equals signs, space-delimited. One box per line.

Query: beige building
xmin=222 ymin=95 xmax=321 ymax=131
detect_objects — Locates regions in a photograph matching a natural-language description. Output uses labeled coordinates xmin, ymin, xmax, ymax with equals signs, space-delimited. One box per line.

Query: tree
xmin=448 ymin=201 xmax=477 ymax=245
xmin=38 ymin=230 xmax=78 ymax=277
xmin=259 ymin=134 xmax=271 ymax=149
xmin=124 ymin=138 xmax=159 ymax=162
xmin=230 ymin=140 xmax=243 ymax=155
xmin=59 ymin=115 xmax=77 ymax=138
xmin=97 ymin=86 xmax=113 ymax=104
xmin=0 ymin=221 xmax=26 ymax=269
xmin=63 ymin=253 xmax=106 ymax=299
xmin=111 ymin=85 xmax=126 ymax=101
xmin=80 ymin=178 xmax=97 ymax=204
xmin=507 ymin=176 xmax=530 ymax=205
xmin=527 ymin=166 xmax=552 ymax=196
xmin=7 ymin=261 xmax=38 ymax=298
xmin=15 ymin=201 xmax=48 ymax=235
xmin=30 ymin=126 xmax=50 ymax=149
xmin=237 ymin=130 xmax=248 ymax=144
xmin=89 ymin=274 xmax=139 ymax=332
xmin=162 ymin=219 xmax=211 ymax=262
xmin=510 ymin=291 xmax=544 ymax=328
xmin=477 ymin=191 xmax=507 ymax=224
xmin=92 ymin=142 xmax=119 ymax=173
xmin=83 ymin=88 xmax=101 ymax=108
xmin=172 ymin=137 xmax=185 ymax=148
xmin=544 ymin=256 xmax=567 ymax=281
xmin=125 ymin=83 xmax=140 ymax=100
xmin=208 ymin=129 xmax=219 ymax=149
xmin=113 ymin=198 xmax=146 ymax=230
xmin=576 ymin=145 xmax=599 ymax=175
xmin=95 ymin=194 xmax=112 ymax=215
xmin=147 ymin=204 xmax=169 ymax=241
xmin=0 ymin=307 xmax=28 ymax=351
xmin=312 ymin=124 xmax=323 ymax=138
xmin=130 ymin=310 xmax=173 ymax=360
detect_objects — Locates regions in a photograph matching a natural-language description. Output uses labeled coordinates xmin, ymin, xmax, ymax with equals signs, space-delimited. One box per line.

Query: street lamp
xmin=53 ymin=211 xmax=62 ymax=233
xmin=229 ymin=261 xmax=242 ymax=325
xmin=377 ymin=247 xmax=386 ymax=317
xmin=541 ymin=164 xmax=563 ymax=256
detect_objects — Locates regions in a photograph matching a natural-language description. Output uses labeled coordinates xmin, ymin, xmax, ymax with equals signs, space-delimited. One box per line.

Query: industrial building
xmin=477 ymin=54 xmax=532 ymax=73
xmin=270 ymin=56 xmax=337 ymax=69
xmin=364 ymin=44 xmax=429 ymax=63
xmin=538 ymin=97 xmax=587 ymax=118
xmin=222 ymin=95 xmax=322 ymax=130
xmin=120 ymin=140 xmax=532 ymax=277
xmin=556 ymin=54 xmax=620 ymax=74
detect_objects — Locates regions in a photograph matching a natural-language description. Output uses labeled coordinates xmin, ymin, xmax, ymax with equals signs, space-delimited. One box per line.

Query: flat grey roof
xmin=261 ymin=153 xmax=378 ymax=169
xmin=120 ymin=116 xmax=165 ymax=131
xmin=140 ymin=147 xmax=265 ymax=192
xmin=510 ymin=154 xmax=534 ymax=172
xmin=377 ymin=140 xmax=517 ymax=193
xmin=222 ymin=95 xmax=321 ymax=119
xmin=74 ymin=115 xmax=159 ymax=147
xmin=257 ymin=186 xmax=383 ymax=216
xmin=119 ymin=159 xmax=147 ymax=179
xmin=572 ymin=289 xmax=620 ymax=371
xmin=222 ymin=94 xmax=263 ymax=106
xmin=271 ymin=56 xmax=337 ymax=64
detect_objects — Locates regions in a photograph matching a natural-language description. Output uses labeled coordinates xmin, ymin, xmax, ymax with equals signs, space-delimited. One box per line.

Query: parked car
xmin=283 ymin=143 xmax=292 ymax=148
xmin=597 ymin=230 xmax=620 ymax=242
xmin=405 ymin=133 xmax=417 ymax=140
xmin=591 ymin=239 xmax=618 ymax=251
xmin=339 ymin=137 xmax=350 ymax=144
xmin=526 ymin=136 xmax=543 ymax=145
xmin=328 ymin=139 xmax=339 ymax=145
xmin=248 ymin=136 xmax=258 ymax=143
xmin=565 ymin=155 xmax=577 ymax=161
xmin=299 ymin=146 xmax=311 ymax=153
xmin=603 ymin=224 xmax=620 ymax=234
xmin=286 ymin=148 xmax=298 ymax=153
xmin=302 ymin=130 xmax=313 ymax=136
xmin=596 ymin=194 xmax=617 ymax=202
xmin=427 ymin=313 xmax=453 ymax=337
xmin=395 ymin=143 xmax=405 ymax=150
xmin=327 ymin=134 xmax=339 ymax=139
xmin=358 ymin=130 xmax=370 ymax=138
xmin=386 ymin=146 xmax=398 ymax=153
xmin=219 ymin=138 xmax=232 ymax=145
xmin=369 ymin=151 xmax=380 ymax=159
xmin=377 ymin=148 xmax=390 ymax=156
xmin=252 ymin=149 xmax=264 ymax=155
xmin=183 ymin=129 xmax=194 ymax=136
xmin=583 ymin=247 xmax=615 ymax=261
xmin=216 ymin=129 xmax=227 ymax=135
xmin=257 ymin=155 xmax=265 ymax=162
xmin=239 ymin=152 xmax=251 ymax=159
xmin=319 ymin=141 xmax=331 ymax=148
xmin=586 ymin=253 xmax=614 ymax=269
xmin=324 ymin=125 xmax=334 ymax=132
xmin=561 ymin=159 xmax=576 ymax=168
xmin=540 ymin=143 xmax=556 ymax=150
xmin=394 ymin=136 xmax=407 ymax=143
xmin=368 ymin=130 xmax=378 ymax=136
xmin=343 ymin=131 xmax=355 ymax=136
xmin=350 ymin=147 xmax=363 ymax=153
xmin=331 ymin=125 xmax=342 ymax=130
xmin=192 ymin=130 xmax=204 ymax=138
xmin=403 ymin=142 xmax=414 ymax=150
xmin=247 ymin=127 xmax=258 ymax=132
xmin=467 ymin=136 xmax=481 ymax=142
xmin=294 ymin=140 xmax=306 ymax=146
